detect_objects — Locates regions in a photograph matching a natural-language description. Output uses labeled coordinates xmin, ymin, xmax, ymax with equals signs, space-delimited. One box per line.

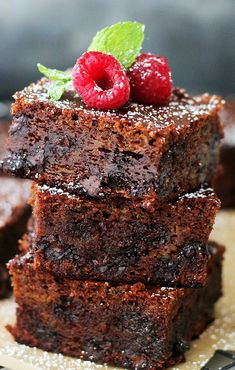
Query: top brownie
xmin=2 ymin=78 xmax=223 ymax=201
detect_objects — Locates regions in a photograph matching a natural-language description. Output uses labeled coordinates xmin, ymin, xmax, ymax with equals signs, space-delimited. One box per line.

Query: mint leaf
xmin=37 ymin=64 xmax=72 ymax=100
xmin=48 ymin=81 xmax=67 ymax=101
xmin=88 ymin=21 xmax=145 ymax=69
xmin=37 ymin=63 xmax=71 ymax=82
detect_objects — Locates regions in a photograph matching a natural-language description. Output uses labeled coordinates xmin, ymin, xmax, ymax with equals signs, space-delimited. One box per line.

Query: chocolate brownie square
xmin=2 ymin=80 xmax=223 ymax=202
xmin=29 ymin=184 xmax=220 ymax=286
xmin=8 ymin=241 xmax=224 ymax=370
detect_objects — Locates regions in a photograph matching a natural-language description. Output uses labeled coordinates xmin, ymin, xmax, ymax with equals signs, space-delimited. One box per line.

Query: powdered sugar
xmin=14 ymin=79 xmax=223 ymax=131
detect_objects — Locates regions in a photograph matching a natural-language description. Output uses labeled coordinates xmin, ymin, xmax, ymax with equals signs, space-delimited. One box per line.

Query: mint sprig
xmin=37 ymin=63 xmax=72 ymax=100
xmin=48 ymin=81 xmax=67 ymax=101
xmin=37 ymin=21 xmax=145 ymax=101
xmin=37 ymin=64 xmax=71 ymax=82
xmin=88 ymin=21 xmax=145 ymax=69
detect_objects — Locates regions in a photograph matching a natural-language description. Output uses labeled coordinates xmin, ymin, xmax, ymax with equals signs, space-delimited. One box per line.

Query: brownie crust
xmin=8 ymin=242 xmax=224 ymax=370
xmin=2 ymin=80 xmax=223 ymax=202
xmin=28 ymin=185 xmax=220 ymax=286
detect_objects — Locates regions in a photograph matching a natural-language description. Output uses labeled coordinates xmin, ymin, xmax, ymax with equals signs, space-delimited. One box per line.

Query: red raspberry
xmin=72 ymin=51 xmax=130 ymax=110
xmin=128 ymin=53 xmax=172 ymax=105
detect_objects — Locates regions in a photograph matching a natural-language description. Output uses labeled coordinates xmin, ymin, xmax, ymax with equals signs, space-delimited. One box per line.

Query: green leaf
xmin=88 ymin=21 xmax=145 ymax=69
xmin=48 ymin=81 xmax=67 ymax=101
xmin=37 ymin=63 xmax=71 ymax=82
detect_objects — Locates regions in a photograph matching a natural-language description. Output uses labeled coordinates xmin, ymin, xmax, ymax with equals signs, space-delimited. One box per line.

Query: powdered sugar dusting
xmin=39 ymin=184 xmax=76 ymax=199
xmin=180 ymin=187 xmax=214 ymax=200
xmin=14 ymin=79 xmax=223 ymax=131
xmin=38 ymin=184 xmax=215 ymax=206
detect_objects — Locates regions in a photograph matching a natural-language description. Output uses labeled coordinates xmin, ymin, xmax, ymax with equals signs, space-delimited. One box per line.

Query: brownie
xmin=1 ymin=79 xmax=223 ymax=202
xmin=215 ymin=100 xmax=235 ymax=207
xmin=0 ymin=177 xmax=31 ymax=298
xmin=8 ymin=241 xmax=224 ymax=370
xmin=28 ymin=184 xmax=220 ymax=286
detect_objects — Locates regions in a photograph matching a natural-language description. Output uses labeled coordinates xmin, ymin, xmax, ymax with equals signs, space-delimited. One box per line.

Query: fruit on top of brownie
xmin=7 ymin=241 xmax=224 ymax=370
xmin=37 ymin=21 xmax=172 ymax=109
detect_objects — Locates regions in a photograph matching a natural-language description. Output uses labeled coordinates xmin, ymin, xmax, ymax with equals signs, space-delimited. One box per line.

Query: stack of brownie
xmin=2 ymin=80 xmax=224 ymax=369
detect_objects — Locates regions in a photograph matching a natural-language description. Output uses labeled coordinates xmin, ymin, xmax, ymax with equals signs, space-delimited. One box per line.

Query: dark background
xmin=0 ymin=0 xmax=235 ymax=101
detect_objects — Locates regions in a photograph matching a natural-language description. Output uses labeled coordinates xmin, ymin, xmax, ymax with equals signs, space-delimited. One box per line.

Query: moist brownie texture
xmin=8 ymin=241 xmax=224 ymax=370
xmin=29 ymin=185 xmax=220 ymax=286
xmin=1 ymin=79 xmax=223 ymax=201
xmin=0 ymin=177 xmax=31 ymax=298
xmin=215 ymin=101 xmax=235 ymax=207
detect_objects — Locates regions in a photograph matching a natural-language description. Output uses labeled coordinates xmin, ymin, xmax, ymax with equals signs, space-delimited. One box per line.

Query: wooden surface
xmin=0 ymin=211 xmax=234 ymax=370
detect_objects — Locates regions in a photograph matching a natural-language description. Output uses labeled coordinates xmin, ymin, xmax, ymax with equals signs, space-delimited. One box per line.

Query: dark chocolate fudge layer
xmin=2 ymin=79 xmax=223 ymax=201
xmin=8 ymin=242 xmax=224 ymax=370
xmin=215 ymin=101 xmax=235 ymax=207
xmin=0 ymin=177 xmax=31 ymax=299
xmin=29 ymin=185 xmax=220 ymax=286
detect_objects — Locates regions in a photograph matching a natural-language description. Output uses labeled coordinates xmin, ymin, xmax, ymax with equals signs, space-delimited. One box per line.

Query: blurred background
xmin=0 ymin=0 xmax=235 ymax=104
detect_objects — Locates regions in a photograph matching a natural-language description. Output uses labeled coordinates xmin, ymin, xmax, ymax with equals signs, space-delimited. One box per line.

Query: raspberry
xmin=72 ymin=51 xmax=130 ymax=110
xmin=128 ymin=53 xmax=172 ymax=105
